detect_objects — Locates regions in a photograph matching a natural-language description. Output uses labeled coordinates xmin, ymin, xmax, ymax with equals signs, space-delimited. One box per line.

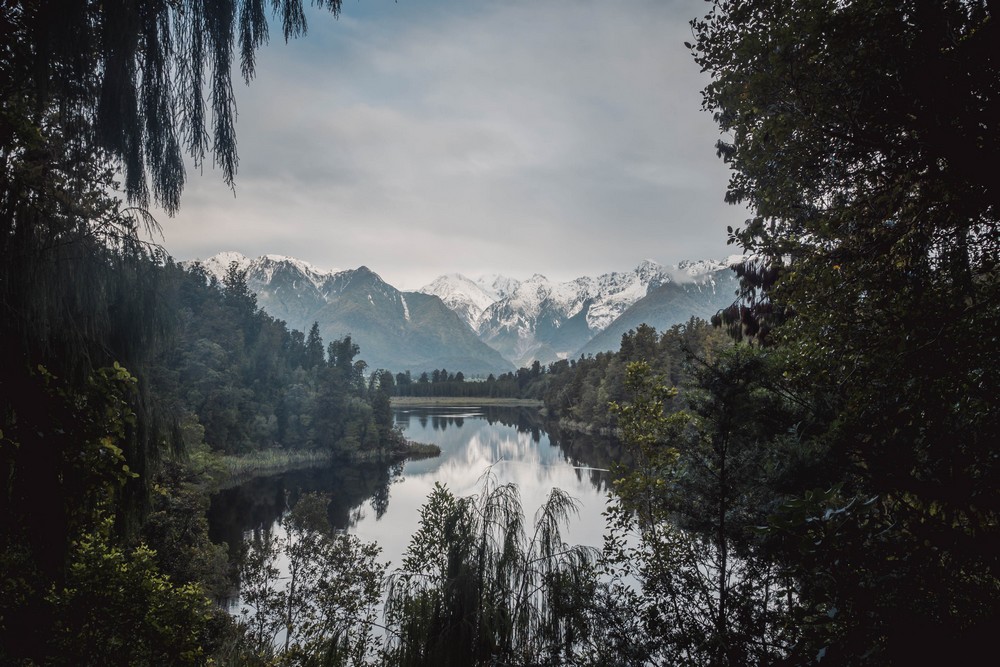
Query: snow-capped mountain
xmin=576 ymin=264 xmax=742 ymax=358
xmin=419 ymin=258 xmax=741 ymax=367
xmin=187 ymin=252 xmax=742 ymax=371
xmin=195 ymin=251 xmax=336 ymax=290
xmin=185 ymin=252 xmax=513 ymax=374
xmin=418 ymin=274 xmax=502 ymax=330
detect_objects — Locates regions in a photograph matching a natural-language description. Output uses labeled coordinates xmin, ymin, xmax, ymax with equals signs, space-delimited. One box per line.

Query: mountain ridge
xmin=418 ymin=257 xmax=741 ymax=366
xmin=184 ymin=253 xmax=514 ymax=375
xmin=187 ymin=252 xmax=742 ymax=371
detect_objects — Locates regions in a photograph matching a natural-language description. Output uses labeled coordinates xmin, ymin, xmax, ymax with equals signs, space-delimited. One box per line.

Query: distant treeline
xmin=392 ymin=318 xmax=731 ymax=432
xmin=392 ymin=363 xmax=544 ymax=398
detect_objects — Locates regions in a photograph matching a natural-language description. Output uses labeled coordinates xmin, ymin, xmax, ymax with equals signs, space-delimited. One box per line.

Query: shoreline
xmin=391 ymin=396 xmax=544 ymax=407
xmin=207 ymin=440 xmax=441 ymax=489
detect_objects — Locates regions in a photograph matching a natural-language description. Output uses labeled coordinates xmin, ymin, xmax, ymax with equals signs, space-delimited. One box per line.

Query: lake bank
xmin=209 ymin=405 xmax=613 ymax=615
xmin=206 ymin=440 xmax=440 ymax=490
xmin=391 ymin=396 xmax=544 ymax=407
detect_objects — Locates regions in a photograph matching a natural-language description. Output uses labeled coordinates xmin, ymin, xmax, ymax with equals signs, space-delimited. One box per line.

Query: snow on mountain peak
xmin=192 ymin=250 xmax=250 ymax=283
xmin=671 ymin=258 xmax=735 ymax=283
xmin=636 ymin=258 xmax=666 ymax=275
xmin=472 ymin=274 xmax=520 ymax=301
xmin=262 ymin=254 xmax=334 ymax=276
xmin=419 ymin=273 xmax=503 ymax=330
xmin=186 ymin=250 xmax=739 ymax=369
xmin=258 ymin=255 xmax=339 ymax=289
xmin=189 ymin=252 xmax=343 ymax=291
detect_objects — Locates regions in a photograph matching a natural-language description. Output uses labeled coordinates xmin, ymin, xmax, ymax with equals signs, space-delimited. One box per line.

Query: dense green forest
xmin=0 ymin=238 xmax=405 ymax=660
xmin=3 ymin=0 xmax=998 ymax=665
xmin=154 ymin=261 xmax=398 ymax=457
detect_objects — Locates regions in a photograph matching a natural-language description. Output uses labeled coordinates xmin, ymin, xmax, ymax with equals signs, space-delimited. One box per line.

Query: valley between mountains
xmin=188 ymin=252 xmax=742 ymax=374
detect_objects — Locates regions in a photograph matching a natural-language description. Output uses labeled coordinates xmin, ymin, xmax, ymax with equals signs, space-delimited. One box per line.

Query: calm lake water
xmin=207 ymin=406 xmax=625 ymax=605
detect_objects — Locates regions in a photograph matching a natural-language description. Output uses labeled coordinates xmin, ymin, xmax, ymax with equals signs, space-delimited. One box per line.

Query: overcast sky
xmin=154 ymin=0 xmax=749 ymax=290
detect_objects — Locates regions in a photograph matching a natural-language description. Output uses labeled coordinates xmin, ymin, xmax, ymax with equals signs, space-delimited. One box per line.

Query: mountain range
xmin=188 ymin=252 xmax=741 ymax=372
xmin=418 ymin=259 xmax=741 ymax=366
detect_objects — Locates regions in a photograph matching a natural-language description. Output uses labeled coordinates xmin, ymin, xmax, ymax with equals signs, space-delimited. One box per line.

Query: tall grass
xmin=219 ymin=449 xmax=334 ymax=483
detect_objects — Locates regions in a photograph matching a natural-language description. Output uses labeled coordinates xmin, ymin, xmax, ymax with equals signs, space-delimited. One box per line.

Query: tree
xmin=2 ymin=2 xmax=363 ymax=662
xmin=0 ymin=363 xmax=218 ymax=663
xmin=698 ymin=0 xmax=999 ymax=345
xmin=239 ymin=493 xmax=385 ymax=665
xmin=304 ymin=322 xmax=325 ymax=370
xmin=384 ymin=476 xmax=601 ymax=666
xmin=46 ymin=516 xmax=214 ymax=666
xmin=223 ymin=261 xmax=259 ymax=321
xmin=619 ymin=323 xmax=659 ymax=363
xmin=369 ymin=369 xmax=396 ymax=443
xmin=604 ymin=356 xmax=798 ymax=665
xmin=327 ymin=336 xmax=360 ymax=374
xmin=692 ymin=0 xmax=1000 ymax=661
xmin=3 ymin=0 xmax=345 ymax=213
xmin=395 ymin=371 xmax=412 ymax=388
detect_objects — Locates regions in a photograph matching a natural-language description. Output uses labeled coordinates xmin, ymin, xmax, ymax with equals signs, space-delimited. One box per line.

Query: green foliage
xmin=0 ymin=361 xmax=231 ymax=665
xmin=539 ymin=319 xmax=731 ymax=433
xmin=142 ymin=459 xmax=231 ymax=597
xmin=393 ymin=320 xmax=731 ymax=426
xmin=46 ymin=515 xmax=213 ymax=666
xmin=239 ymin=493 xmax=386 ymax=666
xmin=384 ymin=476 xmax=601 ymax=666
xmin=224 ymin=261 xmax=261 ymax=319
xmin=0 ymin=363 xmax=141 ymax=574
xmin=0 ymin=2 xmax=394 ymax=664
xmin=692 ymin=0 xmax=1000 ymax=661
xmin=152 ymin=262 xmax=390 ymax=457
xmin=604 ymin=353 xmax=800 ymax=665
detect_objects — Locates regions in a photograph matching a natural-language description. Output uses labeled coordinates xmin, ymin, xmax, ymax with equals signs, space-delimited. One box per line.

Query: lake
xmin=207 ymin=405 xmax=624 ymax=607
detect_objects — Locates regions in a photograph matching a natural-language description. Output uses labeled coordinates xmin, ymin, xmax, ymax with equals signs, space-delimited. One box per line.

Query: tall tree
xmin=2 ymin=0 xmax=345 ymax=213
xmin=1 ymin=3 xmax=352 ymax=660
xmin=239 ymin=493 xmax=384 ymax=663
xmin=693 ymin=0 xmax=1000 ymax=661
xmin=304 ymin=322 xmax=325 ymax=369
xmin=604 ymin=356 xmax=798 ymax=665
xmin=222 ymin=260 xmax=259 ymax=330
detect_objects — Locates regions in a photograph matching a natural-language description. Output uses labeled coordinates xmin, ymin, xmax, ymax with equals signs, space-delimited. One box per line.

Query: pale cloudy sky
xmin=154 ymin=0 xmax=749 ymax=289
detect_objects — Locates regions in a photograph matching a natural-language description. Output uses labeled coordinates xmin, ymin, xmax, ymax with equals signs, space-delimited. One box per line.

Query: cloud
xmin=156 ymin=0 xmax=748 ymax=288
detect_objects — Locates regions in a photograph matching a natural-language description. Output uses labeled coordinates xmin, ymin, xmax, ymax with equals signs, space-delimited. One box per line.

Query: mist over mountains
xmin=189 ymin=252 xmax=741 ymax=372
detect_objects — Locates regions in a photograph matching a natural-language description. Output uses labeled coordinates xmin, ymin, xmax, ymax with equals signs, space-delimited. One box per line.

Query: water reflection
xmin=207 ymin=460 xmax=402 ymax=554
xmin=207 ymin=406 xmax=625 ymax=605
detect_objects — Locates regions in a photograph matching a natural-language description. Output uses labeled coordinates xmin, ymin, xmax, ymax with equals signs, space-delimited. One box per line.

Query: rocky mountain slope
xmin=189 ymin=252 xmax=741 ymax=371
xmin=187 ymin=253 xmax=514 ymax=375
xmin=575 ymin=264 xmax=740 ymax=357
xmin=419 ymin=259 xmax=741 ymax=366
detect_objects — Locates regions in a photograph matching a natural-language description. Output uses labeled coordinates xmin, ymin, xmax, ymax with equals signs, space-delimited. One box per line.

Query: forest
xmin=2 ymin=0 xmax=998 ymax=665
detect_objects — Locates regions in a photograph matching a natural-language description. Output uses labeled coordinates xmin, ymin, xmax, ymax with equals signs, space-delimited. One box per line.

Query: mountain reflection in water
xmin=207 ymin=406 xmax=625 ymax=604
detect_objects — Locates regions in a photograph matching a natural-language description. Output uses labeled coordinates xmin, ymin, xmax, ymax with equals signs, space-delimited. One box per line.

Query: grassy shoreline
xmin=215 ymin=449 xmax=334 ymax=485
xmin=391 ymin=396 xmax=544 ymax=407
xmin=193 ymin=397 xmax=546 ymax=489
xmin=204 ymin=440 xmax=442 ymax=489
